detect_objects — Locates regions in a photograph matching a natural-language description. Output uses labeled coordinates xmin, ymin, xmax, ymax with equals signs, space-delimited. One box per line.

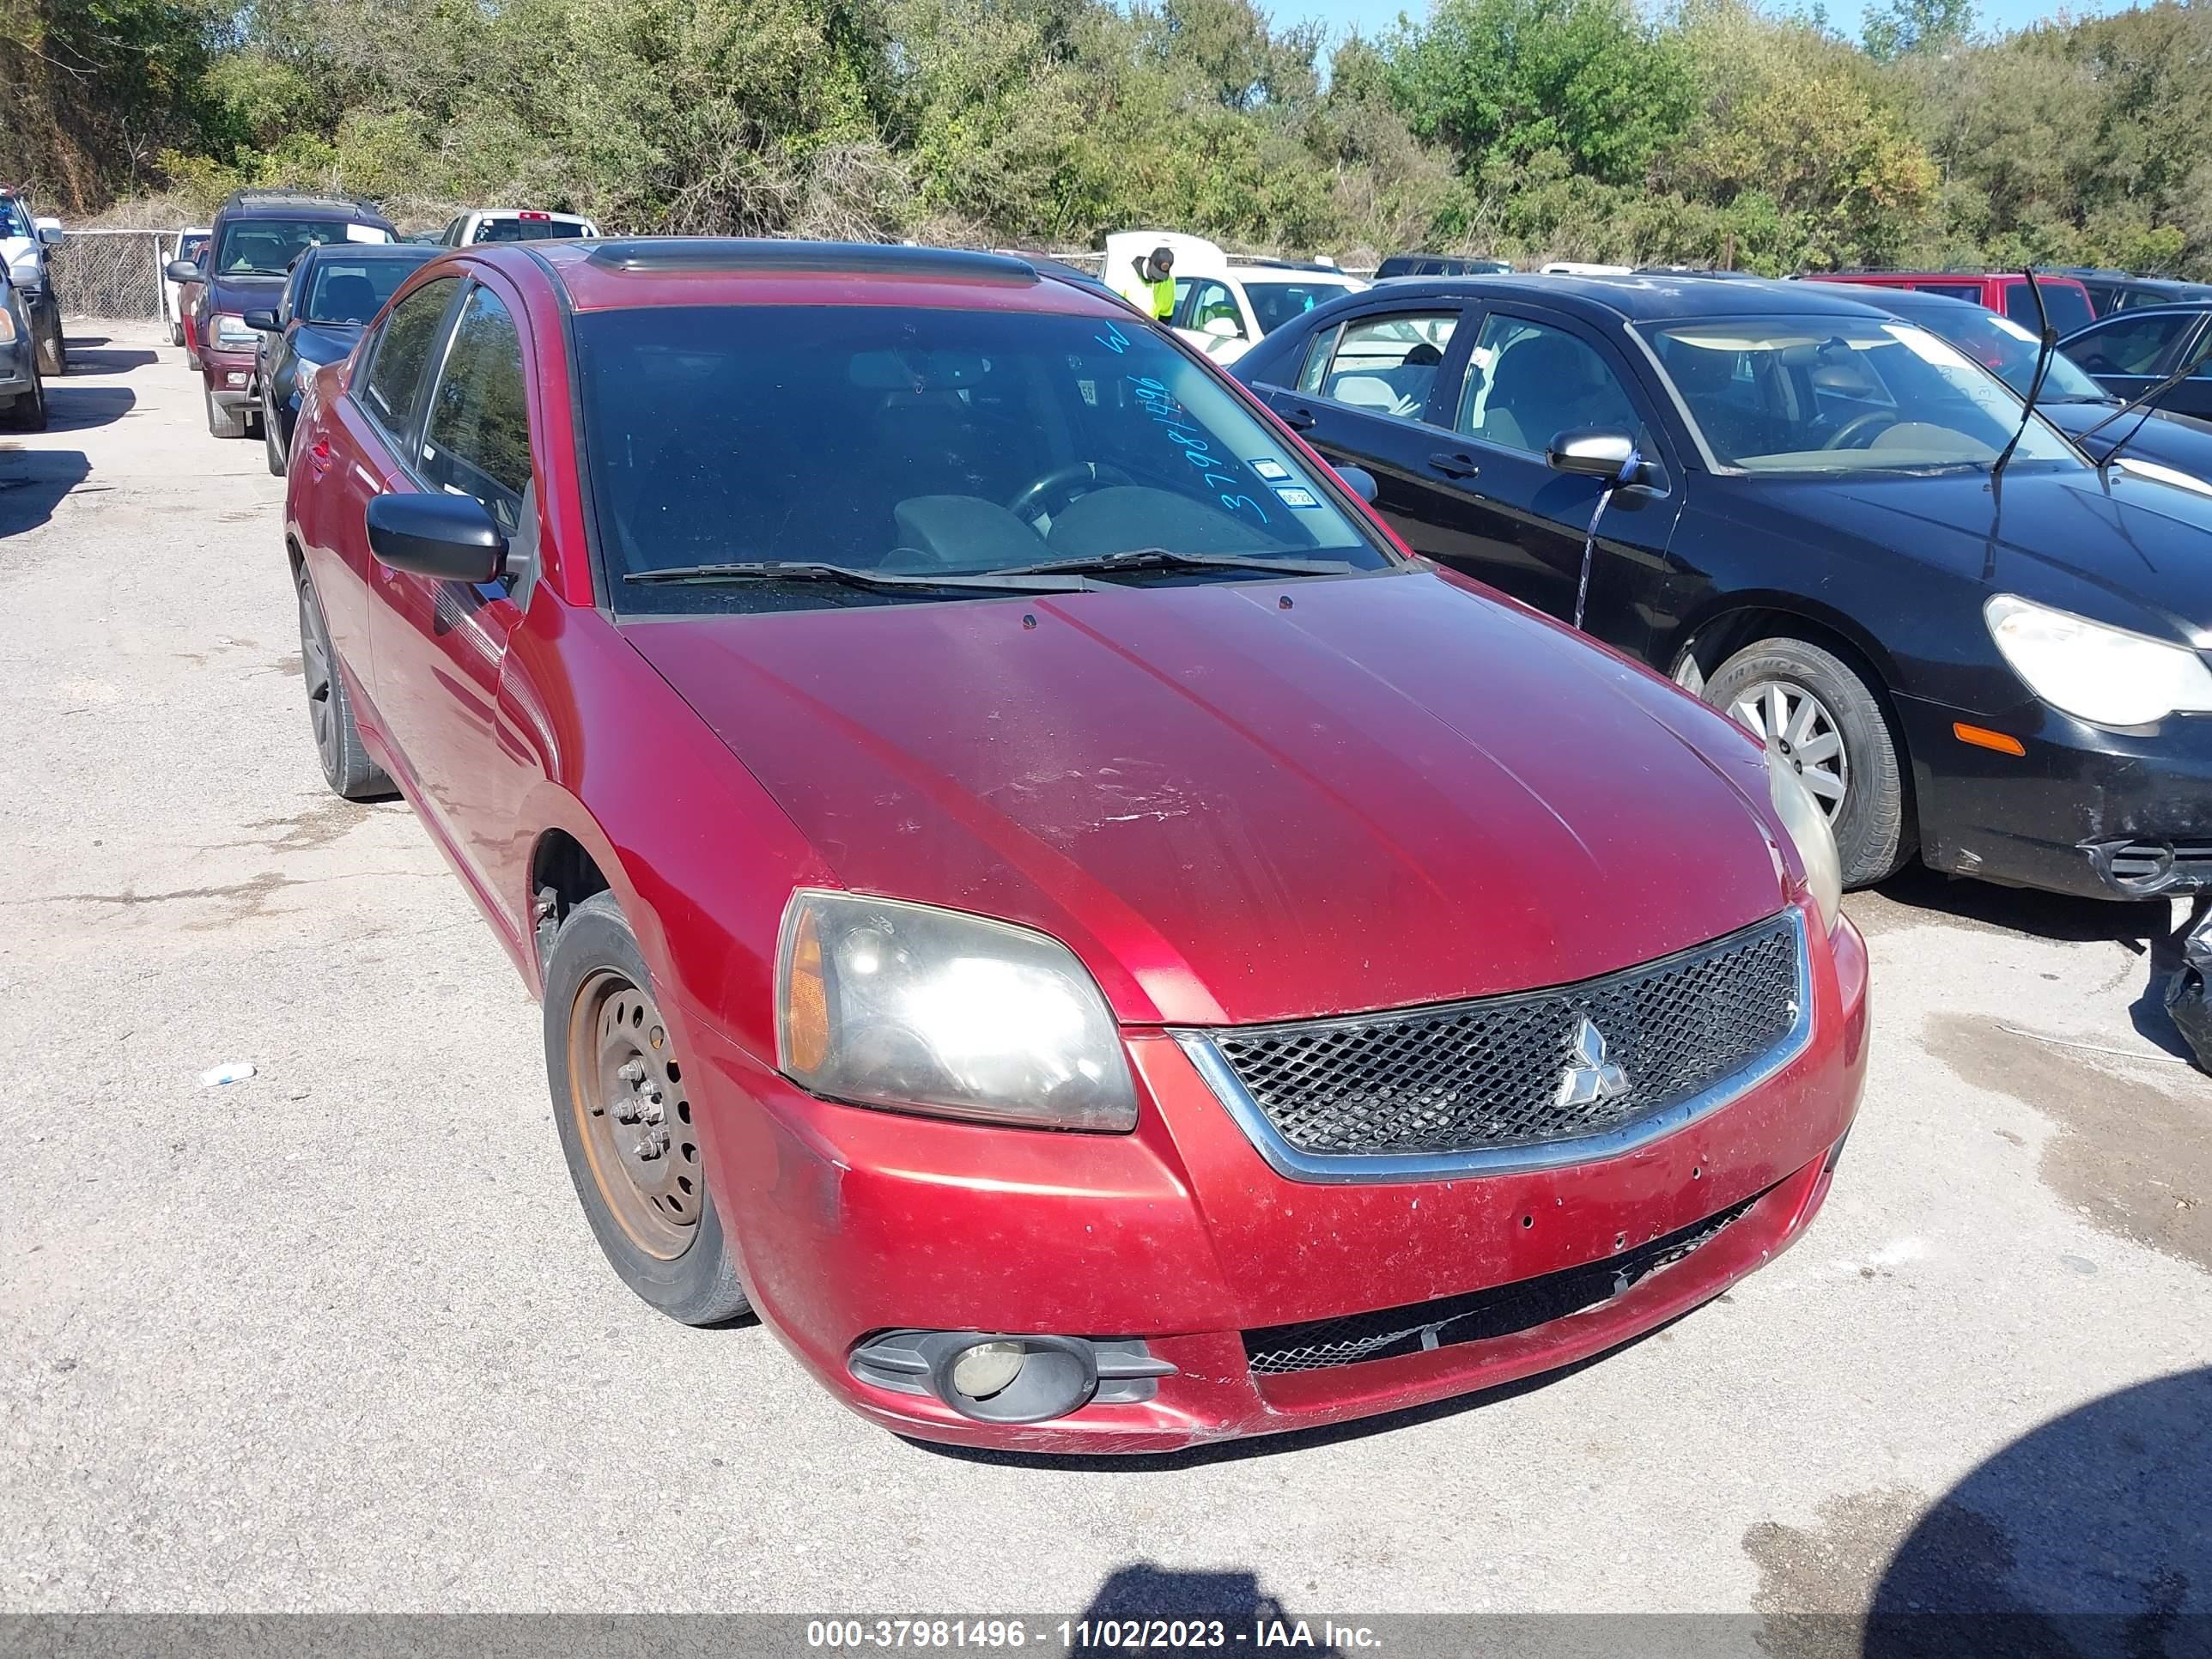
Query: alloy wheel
xmin=567 ymin=969 xmax=701 ymax=1261
xmin=1730 ymin=678 xmax=1848 ymax=819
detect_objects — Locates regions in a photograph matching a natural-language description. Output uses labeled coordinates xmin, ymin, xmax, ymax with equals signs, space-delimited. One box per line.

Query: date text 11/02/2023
xmin=804 ymin=1620 xmax=1385 ymax=1650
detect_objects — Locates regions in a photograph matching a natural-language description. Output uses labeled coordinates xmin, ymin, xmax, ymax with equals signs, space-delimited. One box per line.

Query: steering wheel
xmin=1007 ymin=462 xmax=1133 ymax=526
xmin=1825 ymin=410 xmax=1899 ymax=450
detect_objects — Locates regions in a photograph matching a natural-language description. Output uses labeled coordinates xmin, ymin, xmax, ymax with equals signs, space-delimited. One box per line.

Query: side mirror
xmin=243 ymin=308 xmax=280 ymax=332
xmin=165 ymin=259 xmax=202 ymax=284
xmin=1202 ymin=315 xmax=1243 ymax=339
xmin=1547 ymin=427 xmax=1647 ymax=484
xmin=1335 ymin=465 xmax=1380 ymax=504
xmin=367 ymin=493 xmax=506 ymax=583
xmin=35 ymin=218 xmax=63 ymax=247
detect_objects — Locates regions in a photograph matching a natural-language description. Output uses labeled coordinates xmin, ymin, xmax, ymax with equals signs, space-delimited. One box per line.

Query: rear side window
xmin=471 ymin=217 xmax=583 ymax=244
xmin=421 ymin=286 xmax=532 ymax=533
xmin=1310 ymin=311 xmax=1458 ymax=419
xmin=361 ymin=276 xmax=459 ymax=438
xmin=2004 ymin=281 xmax=2094 ymax=336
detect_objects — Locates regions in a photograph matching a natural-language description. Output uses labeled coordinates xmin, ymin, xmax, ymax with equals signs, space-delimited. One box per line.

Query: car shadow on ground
xmin=0 ymin=447 xmax=90 ymax=538
xmin=1853 ymin=866 xmax=2202 ymax=1063
xmin=1071 ymin=1564 xmax=1336 ymax=1655
xmin=63 ymin=342 xmax=158 ymax=375
xmin=43 ymin=384 xmax=136 ymax=433
xmin=1850 ymin=1368 xmax=2209 ymax=1656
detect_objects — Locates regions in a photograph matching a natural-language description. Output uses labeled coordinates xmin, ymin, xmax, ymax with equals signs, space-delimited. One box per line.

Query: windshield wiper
xmin=994 ymin=547 xmax=1366 ymax=580
xmin=623 ymin=561 xmax=1092 ymax=593
xmin=1991 ymin=266 xmax=2056 ymax=483
xmin=2073 ymin=337 xmax=2212 ymax=465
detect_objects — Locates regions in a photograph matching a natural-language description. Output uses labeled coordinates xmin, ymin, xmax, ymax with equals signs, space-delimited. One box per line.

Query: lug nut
xmin=617 ymin=1060 xmax=647 ymax=1084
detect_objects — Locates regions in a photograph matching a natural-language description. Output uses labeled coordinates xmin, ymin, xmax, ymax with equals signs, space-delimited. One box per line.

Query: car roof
xmin=301 ymin=241 xmax=439 ymax=260
xmin=1312 ymin=270 xmax=1903 ymax=325
xmin=220 ymin=191 xmax=392 ymax=226
xmin=469 ymin=208 xmax=594 ymax=219
xmin=516 ymin=238 xmax=1130 ymax=318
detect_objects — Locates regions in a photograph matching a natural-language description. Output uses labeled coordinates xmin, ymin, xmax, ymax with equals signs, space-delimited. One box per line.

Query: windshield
xmin=472 ymin=216 xmax=586 ymax=243
xmin=302 ymin=257 xmax=424 ymax=324
xmin=1645 ymin=316 xmax=2082 ymax=472
xmin=576 ymin=303 xmax=1388 ymax=614
xmin=1243 ymin=280 xmax=1352 ymax=336
xmin=1900 ymin=307 xmax=2110 ymax=403
xmin=215 ymin=218 xmax=388 ymax=276
xmin=0 ymin=198 xmax=29 ymax=240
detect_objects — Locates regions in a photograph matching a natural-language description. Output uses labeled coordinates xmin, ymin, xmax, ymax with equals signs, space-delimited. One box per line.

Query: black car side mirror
xmin=165 ymin=258 xmax=202 ymax=284
xmin=243 ymin=308 xmax=280 ymax=332
xmin=1547 ymin=427 xmax=1652 ymax=486
xmin=367 ymin=493 xmax=507 ymax=583
xmin=1335 ymin=465 xmax=1380 ymax=504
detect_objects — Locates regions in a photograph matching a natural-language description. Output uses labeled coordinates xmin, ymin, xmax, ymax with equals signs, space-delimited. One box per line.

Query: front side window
xmin=1310 ymin=311 xmax=1457 ymax=419
xmin=2064 ymin=310 xmax=2201 ymax=377
xmin=1649 ymin=317 xmax=2082 ymax=473
xmin=1180 ymin=280 xmax=1244 ymax=339
xmin=215 ymin=218 xmax=388 ymax=277
xmin=1459 ymin=314 xmax=1643 ymax=454
xmin=304 ymin=258 xmax=422 ymax=325
xmin=422 ymin=287 xmax=532 ymax=533
xmin=361 ymin=276 xmax=459 ymax=438
xmin=574 ymin=304 xmax=1390 ymax=614
xmin=0 ymin=198 xmax=32 ymax=239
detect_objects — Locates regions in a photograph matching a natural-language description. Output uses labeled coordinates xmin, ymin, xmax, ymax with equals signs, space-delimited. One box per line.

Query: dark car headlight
xmin=775 ymin=890 xmax=1138 ymax=1132
xmin=1985 ymin=593 xmax=2212 ymax=727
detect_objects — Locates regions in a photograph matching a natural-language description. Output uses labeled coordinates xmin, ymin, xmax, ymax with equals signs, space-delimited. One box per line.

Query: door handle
xmin=1427 ymin=451 xmax=1480 ymax=479
xmin=1280 ymin=404 xmax=1318 ymax=431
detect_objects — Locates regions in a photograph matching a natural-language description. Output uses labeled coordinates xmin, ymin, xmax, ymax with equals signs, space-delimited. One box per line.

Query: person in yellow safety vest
xmin=1134 ymin=245 xmax=1176 ymax=321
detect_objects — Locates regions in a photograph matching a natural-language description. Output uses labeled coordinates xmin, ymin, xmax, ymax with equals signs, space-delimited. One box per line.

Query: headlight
xmin=775 ymin=890 xmax=1138 ymax=1132
xmin=214 ymin=313 xmax=258 ymax=348
xmin=0 ymin=306 xmax=14 ymax=343
xmin=1984 ymin=593 xmax=2212 ymax=727
xmin=1768 ymin=750 xmax=1842 ymax=933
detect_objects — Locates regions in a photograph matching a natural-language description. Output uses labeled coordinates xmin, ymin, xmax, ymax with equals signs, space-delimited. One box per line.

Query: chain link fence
xmin=47 ymin=228 xmax=185 ymax=320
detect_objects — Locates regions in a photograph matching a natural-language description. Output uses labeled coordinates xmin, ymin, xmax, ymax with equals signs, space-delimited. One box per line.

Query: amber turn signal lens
xmin=1952 ymin=721 xmax=2027 ymax=757
xmin=783 ymin=905 xmax=830 ymax=1073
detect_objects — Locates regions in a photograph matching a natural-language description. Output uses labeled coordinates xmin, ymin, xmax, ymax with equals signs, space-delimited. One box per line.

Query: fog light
xmin=225 ymin=372 xmax=246 ymax=387
xmin=950 ymin=1340 xmax=1025 ymax=1401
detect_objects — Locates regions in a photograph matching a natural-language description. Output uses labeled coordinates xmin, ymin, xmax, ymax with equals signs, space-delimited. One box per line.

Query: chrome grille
xmin=1205 ymin=914 xmax=1801 ymax=1161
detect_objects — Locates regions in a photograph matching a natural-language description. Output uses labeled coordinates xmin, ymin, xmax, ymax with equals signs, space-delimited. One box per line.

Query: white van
xmin=439 ymin=210 xmax=600 ymax=246
xmin=1103 ymin=231 xmax=1365 ymax=366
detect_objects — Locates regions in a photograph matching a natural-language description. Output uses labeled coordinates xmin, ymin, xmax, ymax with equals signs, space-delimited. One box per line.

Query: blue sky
xmin=1302 ymin=0 xmax=2133 ymax=50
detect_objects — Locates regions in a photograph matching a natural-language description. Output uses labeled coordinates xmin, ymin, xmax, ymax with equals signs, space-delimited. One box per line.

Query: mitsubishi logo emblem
xmin=1554 ymin=1016 xmax=1631 ymax=1109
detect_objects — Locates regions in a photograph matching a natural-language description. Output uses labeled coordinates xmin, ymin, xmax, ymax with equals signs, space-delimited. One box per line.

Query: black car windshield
xmin=1645 ymin=316 xmax=2083 ymax=472
xmin=302 ymin=256 xmax=425 ymax=324
xmin=216 ymin=218 xmax=388 ymax=276
xmin=576 ymin=303 xmax=1389 ymax=613
xmin=1901 ymin=307 xmax=2111 ymax=403
xmin=1243 ymin=280 xmax=1352 ymax=336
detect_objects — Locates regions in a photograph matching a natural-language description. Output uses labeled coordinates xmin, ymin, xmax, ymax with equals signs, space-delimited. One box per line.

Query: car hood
xmin=623 ymin=570 xmax=1789 ymax=1026
xmin=1725 ymin=464 xmax=2212 ymax=634
xmin=204 ymin=272 xmax=285 ymax=315
xmin=2040 ymin=398 xmax=2212 ymax=476
xmin=292 ymin=322 xmax=362 ymax=366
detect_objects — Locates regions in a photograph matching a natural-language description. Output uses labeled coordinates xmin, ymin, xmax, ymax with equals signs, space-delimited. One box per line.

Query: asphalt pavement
xmin=3 ymin=325 xmax=2207 ymax=1632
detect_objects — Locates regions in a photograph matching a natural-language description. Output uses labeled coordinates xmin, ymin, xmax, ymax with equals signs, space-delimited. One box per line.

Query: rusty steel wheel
xmin=567 ymin=969 xmax=703 ymax=1261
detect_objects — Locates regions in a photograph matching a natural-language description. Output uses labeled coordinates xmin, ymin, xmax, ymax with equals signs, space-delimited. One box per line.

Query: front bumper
xmin=677 ymin=903 xmax=1869 ymax=1453
xmin=1899 ymin=691 xmax=2212 ymax=900
xmin=201 ymin=344 xmax=257 ymax=406
xmin=0 ymin=330 xmax=32 ymax=393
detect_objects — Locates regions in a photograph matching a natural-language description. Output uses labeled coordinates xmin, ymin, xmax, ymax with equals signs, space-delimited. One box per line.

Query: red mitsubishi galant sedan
xmin=283 ymin=239 xmax=1869 ymax=1452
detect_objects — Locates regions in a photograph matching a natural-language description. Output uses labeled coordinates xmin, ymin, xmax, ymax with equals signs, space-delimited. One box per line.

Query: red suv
xmin=283 ymin=240 xmax=1869 ymax=1452
xmin=1803 ymin=270 xmax=2097 ymax=335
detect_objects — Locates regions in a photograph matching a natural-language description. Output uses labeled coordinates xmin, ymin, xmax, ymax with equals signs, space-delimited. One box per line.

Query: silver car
xmin=0 ymin=261 xmax=45 ymax=430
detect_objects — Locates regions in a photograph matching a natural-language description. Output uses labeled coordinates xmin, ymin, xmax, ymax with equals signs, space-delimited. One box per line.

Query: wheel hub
xmin=1730 ymin=679 xmax=1848 ymax=821
xmin=568 ymin=970 xmax=701 ymax=1259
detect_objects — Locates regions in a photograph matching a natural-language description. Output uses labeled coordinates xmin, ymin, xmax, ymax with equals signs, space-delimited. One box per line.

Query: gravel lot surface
xmin=4 ymin=325 xmax=2207 ymax=1632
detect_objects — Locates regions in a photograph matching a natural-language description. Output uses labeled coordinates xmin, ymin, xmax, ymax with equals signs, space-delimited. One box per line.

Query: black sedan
xmin=1232 ymin=272 xmax=2212 ymax=902
xmin=1868 ymin=285 xmax=2212 ymax=492
xmin=249 ymin=242 xmax=440 ymax=473
xmin=2058 ymin=302 xmax=2212 ymax=420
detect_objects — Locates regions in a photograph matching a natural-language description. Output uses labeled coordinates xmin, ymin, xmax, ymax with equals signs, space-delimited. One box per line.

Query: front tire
xmin=34 ymin=311 xmax=64 ymax=377
xmin=1 ymin=368 xmax=46 ymax=432
xmin=264 ymin=410 xmax=286 ymax=476
xmin=544 ymin=891 xmax=751 ymax=1326
xmin=295 ymin=568 xmax=392 ymax=800
xmin=1705 ymin=636 xmax=1911 ymax=889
